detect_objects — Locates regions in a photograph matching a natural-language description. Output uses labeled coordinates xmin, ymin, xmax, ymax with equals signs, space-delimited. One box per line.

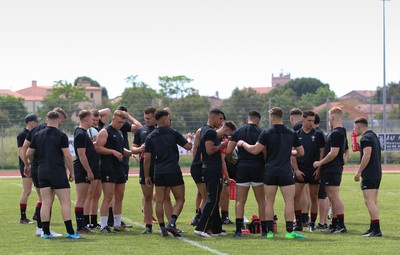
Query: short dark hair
xmin=209 ymin=108 xmax=225 ymax=119
xmin=354 ymin=117 xmax=368 ymax=127
xmin=144 ymin=106 xmax=157 ymax=115
xmin=302 ymin=110 xmax=315 ymax=118
xmin=154 ymin=109 xmax=170 ymax=121
xmin=47 ymin=110 xmax=60 ymax=120
xmin=117 ymin=105 xmax=128 ymax=112
xmin=79 ymin=110 xmax=92 ymax=120
xmin=269 ymin=107 xmax=283 ymax=118
xmin=248 ymin=110 xmax=261 ymax=119
xmin=53 ymin=107 xmax=67 ymax=119
xmin=314 ymin=113 xmax=321 ymax=124
xmin=224 ymin=121 xmax=237 ymax=131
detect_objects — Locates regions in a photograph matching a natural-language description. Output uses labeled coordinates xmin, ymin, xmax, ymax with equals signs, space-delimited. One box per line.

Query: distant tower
xmin=272 ymin=72 xmax=291 ymax=87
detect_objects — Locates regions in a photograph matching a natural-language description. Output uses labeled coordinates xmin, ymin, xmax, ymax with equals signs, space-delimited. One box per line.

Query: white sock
xmin=114 ymin=214 xmax=121 ymax=227
xmin=100 ymin=216 xmax=108 ymax=229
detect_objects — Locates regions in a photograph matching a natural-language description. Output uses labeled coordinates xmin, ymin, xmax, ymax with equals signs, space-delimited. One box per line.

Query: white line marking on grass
xmin=122 ymin=217 xmax=228 ymax=255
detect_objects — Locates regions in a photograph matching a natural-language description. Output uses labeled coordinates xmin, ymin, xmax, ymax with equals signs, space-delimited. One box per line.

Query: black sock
xmin=286 ymin=221 xmax=294 ymax=233
xmin=301 ymin=213 xmax=308 ymax=224
xmin=84 ymin=215 xmax=90 ymax=226
xmin=36 ymin=203 xmax=42 ymax=228
xmin=170 ymin=215 xmax=178 ymax=226
xmin=64 ymin=220 xmax=75 ymax=235
xmin=159 ymin=222 xmax=166 ymax=232
xmin=235 ymin=218 xmax=244 ymax=233
xmin=266 ymin=220 xmax=273 ymax=233
xmin=146 ymin=224 xmax=152 ymax=229
xmin=107 ymin=207 xmax=114 ymax=227
xmin=42 ymin=221 xmax=50 ymax=235
xmin=372 ymin=219 xmax=380 ymax=232
xmin=261 ymin=221 xmax=267 ymax=234
xmin=90 ymin=215 xmax=98 ymax=225
xmin=337 ymin=214 xmax=344 ymax=228
xmin=74 ymin=207 xmax=84 ymax=230
xmin=221 ymin=210 xmax=229 ymax=219
xmin=20 ymin=203 xmax=27 ymax=219
xmin=331 ymin=218 xmax=337 ymax=229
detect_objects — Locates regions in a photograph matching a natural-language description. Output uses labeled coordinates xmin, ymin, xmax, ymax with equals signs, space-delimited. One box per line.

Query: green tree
xmin=221 ymin=88 xmax=265 ymax=127
xmin=0 ymin=95 xmax=28 ymax=127
xmin=38 ymin=80 xmax=88 ymax=132
xmin=373 ymin=81 xmax=400 ymax=105
xmin=167 ymin=95 xmax=211 ymax=133
xmin=117 ymin=79 xmax=161 ymax=120
xmin=158 ymin=75 xmax=194 ymax=98
xmin=270 ymin=77 xmax=336 ymax=101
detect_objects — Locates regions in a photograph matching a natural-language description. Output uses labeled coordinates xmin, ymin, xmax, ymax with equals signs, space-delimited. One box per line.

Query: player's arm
xmin=21 ymin=140 xmax=31 ymax=172
xmin=126 ymin=113 xmax=142 ymax=133
xmin=99 ymin=108 xmax=111 ymax=124
xmin=62 ymin=147 xmax=74 ymax=181
xmin=26 ymin=147 xmax=35 ymax=163
xmin=95 ymin=129 xmax=123 ymax=161
xmin=123 ymin=148 xmax=132 ymax=157
xmin=293 ymin=145 xmax=304 ymax=157
xmin=143 ymin=152 xmax=153 ymax=187
xmin=205 ymin=140 xmax=227 ymax=155
xmin=225 ymin=140 xmax=237 ymax=164
xmin=237 ymin=141 xmax=264 ymax=155
xmin=354 ymin=147 xmax=372 ymax=182
xmin=182 ymin=132 xmax=193 ymax=151
xmin=77 ymin=148 xmax=94 ymax=181
xmin=313 ymin=147 xmax=339 ymax=168
xmin=221 ymin=153 xmax=230 ymax=182
xmin=191 ymin=128 xmax=201 ymax=159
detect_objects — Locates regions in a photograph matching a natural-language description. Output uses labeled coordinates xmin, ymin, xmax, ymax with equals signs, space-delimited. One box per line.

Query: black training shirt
xmin=145 ymin=126 xmax=188 ymax=175
xmin=231 ymin=123 xmax=264 ymax=168
xmin=296 ymin=128 xmax=325 ymax=171
xmin=321 ymin=127 xmax=348 ymax=174
xmin=360 ymin=130 xmax=382 ymax=179
xmin=257 ymin=124 xmax=302 ymax=177
xmin=30 ymin=126 xmax=69 ymax=176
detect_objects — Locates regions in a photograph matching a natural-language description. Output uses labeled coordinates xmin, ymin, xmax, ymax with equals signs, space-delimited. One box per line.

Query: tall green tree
xmin=118 ymin=79 xmax=161 ymax=121
xmin=38 ymin=80 xmax=88 ymax=132
xmin=270 ymin=77 xmax=336 ymax=100
xmin=167 ymin=94 xmax=211 ymax=133
xmin=221 ymin=88 xmax=265 ymax=127
xmin=0 ymin=95 xmax=27 ymax=127
xmin=373 ymin=81 xmax=400 ymax=105
xmin=158 ymin=75 xmax=194 ymax=98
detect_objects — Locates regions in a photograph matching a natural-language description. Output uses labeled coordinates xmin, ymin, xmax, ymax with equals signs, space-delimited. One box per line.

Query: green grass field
xmin=1 ymin=172 xmax=399 ymax=255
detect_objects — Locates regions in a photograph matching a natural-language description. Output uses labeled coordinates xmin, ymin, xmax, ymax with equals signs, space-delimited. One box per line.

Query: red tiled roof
xmin=242 ymin=87 xmax=275 ymax=94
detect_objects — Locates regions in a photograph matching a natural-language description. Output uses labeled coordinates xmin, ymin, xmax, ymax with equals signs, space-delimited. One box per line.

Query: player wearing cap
xmin=17 ymin=114 xmax=41 ymax=224
xmin=21 ymin=107 xmax=66 ymax=237
xmin=27 ymin=111 xmax=82 ymax=239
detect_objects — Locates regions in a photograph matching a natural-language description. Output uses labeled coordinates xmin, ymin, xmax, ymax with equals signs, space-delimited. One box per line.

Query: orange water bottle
xmin=351 ymin=131 xmax=359 ymax=152
xmin=229 ymin=180 xmax=236 ymax=200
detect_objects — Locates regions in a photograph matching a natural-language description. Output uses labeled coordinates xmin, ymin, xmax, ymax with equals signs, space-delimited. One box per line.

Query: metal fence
xmin=2 ymin=119 xmax=400 ymax=169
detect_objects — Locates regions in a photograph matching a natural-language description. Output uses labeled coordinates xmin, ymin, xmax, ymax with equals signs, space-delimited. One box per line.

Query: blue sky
xmin=1 ymin=0 xmax=399 ymax=99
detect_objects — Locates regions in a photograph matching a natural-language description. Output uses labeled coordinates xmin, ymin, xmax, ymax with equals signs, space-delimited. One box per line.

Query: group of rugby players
xmin=17 ymin=105 xmax=382 ymax=239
